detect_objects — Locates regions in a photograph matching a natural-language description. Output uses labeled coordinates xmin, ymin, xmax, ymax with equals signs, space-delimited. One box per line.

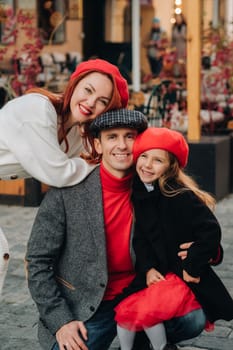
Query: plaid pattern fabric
xmin=90 ymin=109 xmax=148 ymax=137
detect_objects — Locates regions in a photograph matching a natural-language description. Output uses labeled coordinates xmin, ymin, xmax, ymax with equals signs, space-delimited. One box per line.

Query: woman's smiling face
xmin=69 ymin=72 xmax=113 ymax=126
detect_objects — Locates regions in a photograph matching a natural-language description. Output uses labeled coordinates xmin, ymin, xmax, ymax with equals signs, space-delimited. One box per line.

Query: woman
xmin=0 ymin=58 xmax=128 ymax=187
xmin=143 ymin=17 xmax=168 ymax=78
xmin=0 ymin=228 xmax=9 ymax=295
xmin=0 ymin=58 xmax=128 ymax=296
xmin=171 ymin=13 xmax=187 ymax=61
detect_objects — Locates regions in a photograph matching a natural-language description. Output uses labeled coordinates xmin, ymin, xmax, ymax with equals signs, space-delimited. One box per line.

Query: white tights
xmin=117 ymin=323 xmax=167 ymax=350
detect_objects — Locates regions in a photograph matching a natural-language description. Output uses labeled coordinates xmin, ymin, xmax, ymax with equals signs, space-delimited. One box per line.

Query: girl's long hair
xmin=26 ymin=70 xmax=123 ymax=162
xmin=158 ymin=153 xmax=216 ymax=210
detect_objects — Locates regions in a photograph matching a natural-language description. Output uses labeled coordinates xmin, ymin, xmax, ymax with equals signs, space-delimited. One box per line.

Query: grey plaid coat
xmin=26 ymin=167 xmax=134 ymax=349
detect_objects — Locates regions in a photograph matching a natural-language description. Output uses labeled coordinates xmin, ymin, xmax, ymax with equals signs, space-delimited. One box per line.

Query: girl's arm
xmin=165 ymin=190 xmax=222 ymax=278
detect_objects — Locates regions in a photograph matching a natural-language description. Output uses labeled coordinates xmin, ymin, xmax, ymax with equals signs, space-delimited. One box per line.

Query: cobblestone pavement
xmin=0 ymin=194 xmax=233 ymax=350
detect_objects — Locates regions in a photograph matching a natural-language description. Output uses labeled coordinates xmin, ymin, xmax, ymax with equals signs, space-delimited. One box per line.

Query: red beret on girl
xmin=133 ymin=127 xmax=189 ymax=168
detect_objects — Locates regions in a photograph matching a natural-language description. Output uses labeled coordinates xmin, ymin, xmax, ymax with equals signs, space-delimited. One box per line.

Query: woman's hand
xmin=56 ymin=320 xmax=88 ymax=350
xmin=146 ymin=268 xmax=165 ymax=286
xmin=183 ymin=269 xmax=200 ymax=284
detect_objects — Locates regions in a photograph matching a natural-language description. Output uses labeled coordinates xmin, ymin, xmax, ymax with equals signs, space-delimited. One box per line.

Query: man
xmin=26 ymin=109 xmax=206 ymax=350
xmin=26 ymin=109 xmax=147 ymax=350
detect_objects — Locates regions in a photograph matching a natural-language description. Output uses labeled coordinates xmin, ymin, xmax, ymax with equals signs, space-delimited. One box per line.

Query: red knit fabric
xmin=100 ymin=164 xmax=135 ymax=300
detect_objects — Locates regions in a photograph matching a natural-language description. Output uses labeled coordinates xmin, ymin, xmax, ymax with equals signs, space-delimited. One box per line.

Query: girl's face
xmin=69 ymin=72 xmax=113 ymax=126
xmin=136 ymin=148 xmax=170 ymax=184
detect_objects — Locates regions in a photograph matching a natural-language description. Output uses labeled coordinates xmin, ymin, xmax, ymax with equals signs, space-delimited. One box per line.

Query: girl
xmin=0 ymin=58 xmax=128 ymax=187
xmin=114 ymin=127 xmax=233 ymax=350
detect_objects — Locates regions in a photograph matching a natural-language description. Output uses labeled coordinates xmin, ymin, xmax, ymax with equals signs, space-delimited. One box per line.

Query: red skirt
xmin=114 ymin=272 xmax=201 ymax=331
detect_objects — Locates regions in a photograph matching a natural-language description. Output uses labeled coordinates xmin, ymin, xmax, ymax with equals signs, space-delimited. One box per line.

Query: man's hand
xmin=56 ymin=320 xmax=88 ymax=350
xmin=146 ymin=268 xmax=165 ymax=286
xmin=183 ymin=269 xmax=200 ymax=284
xmin=178 ymin=242 xmax=194 ymax=260
xmin=178 ymin=241 xmax=220 ymax=264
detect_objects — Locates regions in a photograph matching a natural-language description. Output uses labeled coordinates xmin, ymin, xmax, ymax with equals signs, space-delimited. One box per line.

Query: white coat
xmin=0 ymin=93 xmax=96 ymax=187
xmin=0 ymin=228 xmax=9 ymax=296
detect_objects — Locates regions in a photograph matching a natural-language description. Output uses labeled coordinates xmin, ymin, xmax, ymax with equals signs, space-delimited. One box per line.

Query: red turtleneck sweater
xmin=100 ymin=164 xmax=136 ymax=300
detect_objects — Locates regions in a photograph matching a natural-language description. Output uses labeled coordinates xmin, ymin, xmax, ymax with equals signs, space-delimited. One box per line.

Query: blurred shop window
xmin=105 ymin=0 xmax=130 ymax=43
xmin=103 ymin=0 xmax=132 ymax=83
xmin=37 ymin=0 xmax=66 ymax=44
xmin=0 ymin=0 xmax=15 ymax=44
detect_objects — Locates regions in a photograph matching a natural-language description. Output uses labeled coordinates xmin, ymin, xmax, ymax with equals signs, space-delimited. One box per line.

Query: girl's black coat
xmin=121 ymin=176 xmax=233 ymax=323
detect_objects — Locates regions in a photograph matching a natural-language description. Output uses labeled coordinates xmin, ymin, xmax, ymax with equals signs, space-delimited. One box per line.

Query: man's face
xmin=94 ymin=128 xmax=138 ymax=178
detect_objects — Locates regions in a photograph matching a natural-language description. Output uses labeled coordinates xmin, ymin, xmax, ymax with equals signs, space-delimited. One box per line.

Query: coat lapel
xmin=81 ymin=167 xmax=107 ymax=266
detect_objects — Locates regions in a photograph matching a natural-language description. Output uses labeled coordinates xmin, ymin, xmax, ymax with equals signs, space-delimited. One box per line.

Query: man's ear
xmin=94 ymin=137 xmax=103 ymax=155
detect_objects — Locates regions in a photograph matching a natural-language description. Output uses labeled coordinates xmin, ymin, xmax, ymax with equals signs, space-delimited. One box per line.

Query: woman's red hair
xmin=26 ymin=70 xmax=123 ymax=161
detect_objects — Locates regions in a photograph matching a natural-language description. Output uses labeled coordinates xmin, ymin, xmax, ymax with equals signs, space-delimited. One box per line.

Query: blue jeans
xmin=165 ymin=308 xmax=206 ymax=343
xmin=52 ymin=300 xmax=117 ymax=350
xmin=52 ymin=304 xmax=206 ymax=350
xmin=132 ymin=308 xmax=206 ymax=349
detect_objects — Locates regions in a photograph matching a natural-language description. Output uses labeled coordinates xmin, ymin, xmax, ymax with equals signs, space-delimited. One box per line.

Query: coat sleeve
xmin=2 ymin=94 xmax=96 ymax=187
xmin=25 ymin=188 xmax=75 ymax=335
xmin=164 ymin=191 xmax=222 ymax=278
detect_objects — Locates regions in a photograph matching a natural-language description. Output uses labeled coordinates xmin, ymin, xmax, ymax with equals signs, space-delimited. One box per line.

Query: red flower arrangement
xmin=0 ymin=6 xmax=43 ymax=96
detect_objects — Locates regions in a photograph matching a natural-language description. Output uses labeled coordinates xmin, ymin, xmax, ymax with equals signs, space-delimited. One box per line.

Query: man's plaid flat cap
xmin=89 ymin=109 xmax=148 ymax=137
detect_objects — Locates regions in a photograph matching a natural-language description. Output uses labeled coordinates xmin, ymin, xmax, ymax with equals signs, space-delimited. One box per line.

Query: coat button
xmin=100 ymin=283 xmax=105 ymax=288
xmin=10 ymin=175 xmax=18 ymax=179
xmin=90 ymin=306 xmax=95 ymax=312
